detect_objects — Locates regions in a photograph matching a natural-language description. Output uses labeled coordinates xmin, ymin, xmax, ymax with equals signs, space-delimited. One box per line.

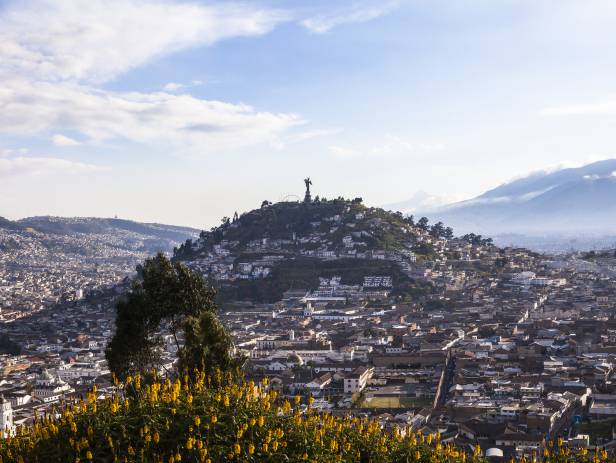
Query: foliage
xmin=460 ymin=233 xmax=493 ymax=246
xmin=0 ymin=334 xmax=21 ymax=355
xmin=217 ymin=258 xmax=411 ymax=304
xmin=106 ymin=254 xmax=238 ymax=380
xmin=0 ymin=371 xmax=500 ymax=463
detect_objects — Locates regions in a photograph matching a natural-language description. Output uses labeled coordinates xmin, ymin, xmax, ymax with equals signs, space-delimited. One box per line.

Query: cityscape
xmin=3 ymin=0 xmax=616 ymax=461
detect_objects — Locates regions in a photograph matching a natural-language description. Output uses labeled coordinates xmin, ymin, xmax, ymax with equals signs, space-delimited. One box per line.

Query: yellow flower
xmin=153 ymin=432 xmax=160 ymax=444
xmin=194 ymin=416 xmax=201 ymax=427
xmin=258 ymin=415 xmax=265 ymax=427
xmin=86 ymin=451 xmax=93 ymax=461
xmin=248 ymin=443 xmax=255 ymax=455
xmin=211 ymin=415 xmax=218 ymax=424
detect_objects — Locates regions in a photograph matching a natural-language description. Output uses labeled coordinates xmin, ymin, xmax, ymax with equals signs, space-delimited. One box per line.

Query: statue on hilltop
xmin=303 ymin=178 xmax=312 ymax=203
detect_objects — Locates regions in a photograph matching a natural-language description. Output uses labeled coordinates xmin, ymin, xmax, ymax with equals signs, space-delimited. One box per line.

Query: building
xmin=32 ymin=370 xmax=73 ymax=403
xmin=344 ymin=366 xmax=374 ymax=394
xmin=0 ymin=397 xmax=14 ymax=436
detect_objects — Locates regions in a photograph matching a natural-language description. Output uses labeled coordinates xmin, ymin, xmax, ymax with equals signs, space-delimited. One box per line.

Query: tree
xmin=417 ymin=216 xmax=429 ymax=231
xmin=443 ymin=227 xmax=454 ymax=240
xmin=429 ymin=221 xmax=445 ymax=238
xmin=179 ymin=311 xmax=239 ymax=374
xmin=106 ymin=253 xmax=239 ymax=379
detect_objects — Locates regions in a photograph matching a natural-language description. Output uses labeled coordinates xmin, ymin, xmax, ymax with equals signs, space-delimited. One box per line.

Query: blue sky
xmin=2 ymin=0 xmax=616 ymax=228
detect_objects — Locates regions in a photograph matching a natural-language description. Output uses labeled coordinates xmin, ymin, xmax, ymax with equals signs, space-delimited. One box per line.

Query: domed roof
xmin=485 ymin=448 xmax=504 ymax=458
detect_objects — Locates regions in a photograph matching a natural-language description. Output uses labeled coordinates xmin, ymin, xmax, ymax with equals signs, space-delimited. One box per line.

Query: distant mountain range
xmin=391 ymin=159 xmax=616 ymax=250
xmin=0 ymin=216 xmax=199 ymax=254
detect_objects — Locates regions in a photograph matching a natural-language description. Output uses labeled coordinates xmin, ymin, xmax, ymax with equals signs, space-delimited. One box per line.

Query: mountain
xmin=382 ymin=190 xmax=452 ymax=213
xmin=418 ymin=159 xmax=616 ymax=238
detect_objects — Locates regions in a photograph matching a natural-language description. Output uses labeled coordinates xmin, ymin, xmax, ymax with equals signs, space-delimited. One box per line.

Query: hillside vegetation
xmin=175 ymin=198 xmax=430 ymax=259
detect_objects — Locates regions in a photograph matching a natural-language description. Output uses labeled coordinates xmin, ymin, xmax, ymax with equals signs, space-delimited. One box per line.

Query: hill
xmin=16 ymin=216 xmax=199 ymax=250
xmin=174 ymin=198 xmax=452 ymax=303
xmin=0 ymin=216 xmax=199 ymax=255
xmin=0 ymin=216 xmax=199 ymax=316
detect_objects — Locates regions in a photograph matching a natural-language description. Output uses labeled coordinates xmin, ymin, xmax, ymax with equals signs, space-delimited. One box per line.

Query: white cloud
xmin=0 ymin=0 xmax=288 ymax=84
xmin=301 ymin=0 xmax=400 ymax=34
xmin=51 ymin=134 xmax=80 ymax=146
xmin=0 ymin=79 xmax=302 ymax=151
xmin=291 ymin=128 xmax=342 ymax=142
xmin=328 ymin=145 xmax=359 ymax=159
xmin=371 ymin=135 xmax=445 ymax=157
xmin=163 ymin=82 xmax=185 ymax=92
xmin=328 ymin=135 xmax=446 ymax=159
xmin=0 ymin=156 xmax=107 ymax=177
xmin=0 ymin=0 xmax=302 ymax=153
xmin=540 ymin=96 xmax=616 ymax=116
xmin=0 ymin=147 xmax=28 ymax=157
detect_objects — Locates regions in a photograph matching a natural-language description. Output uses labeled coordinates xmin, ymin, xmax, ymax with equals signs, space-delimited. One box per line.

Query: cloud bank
xmin=0 ymin=0 xmax=299 ymax=153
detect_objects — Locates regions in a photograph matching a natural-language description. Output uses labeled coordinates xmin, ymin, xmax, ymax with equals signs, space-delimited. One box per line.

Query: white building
xmin=344 ymin=366 xmax=374 ymax=394
xmin=0 ymin=397 xmax=14 ymax=436
xmin=32 ymin=370 xmax=74 ymax=403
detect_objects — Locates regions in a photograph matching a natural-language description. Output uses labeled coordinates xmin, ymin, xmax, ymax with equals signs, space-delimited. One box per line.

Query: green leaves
xmin=106 ymin=253 xmax=236 ymax=380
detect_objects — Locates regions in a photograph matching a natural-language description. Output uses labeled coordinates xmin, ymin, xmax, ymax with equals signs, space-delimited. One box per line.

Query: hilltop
xmin=173 ymin=197 xmax=475 ymax=304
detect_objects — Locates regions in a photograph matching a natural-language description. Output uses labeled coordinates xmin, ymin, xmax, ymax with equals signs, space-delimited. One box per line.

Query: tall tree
xmin=106 ymin=253 xmax=239 ymax=379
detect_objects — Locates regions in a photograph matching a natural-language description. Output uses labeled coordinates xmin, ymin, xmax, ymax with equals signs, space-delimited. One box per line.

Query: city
xmin=3 ymin=0 xmax=616 ymax=461
xmin=2 ymin=193 xmax=616 ymax=460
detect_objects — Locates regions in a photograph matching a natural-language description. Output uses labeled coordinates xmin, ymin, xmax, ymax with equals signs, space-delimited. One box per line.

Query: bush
xmin=0 ymin=371 xmax=490 ymax=463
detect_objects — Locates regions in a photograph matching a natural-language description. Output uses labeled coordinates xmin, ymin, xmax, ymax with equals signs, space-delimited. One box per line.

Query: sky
xmin=2 ymin=0 xmax=616 ymax=228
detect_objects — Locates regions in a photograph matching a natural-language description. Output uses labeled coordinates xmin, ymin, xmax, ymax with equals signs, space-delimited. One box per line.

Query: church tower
xmin=0 ymin=397 xmax=14 ymax=437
